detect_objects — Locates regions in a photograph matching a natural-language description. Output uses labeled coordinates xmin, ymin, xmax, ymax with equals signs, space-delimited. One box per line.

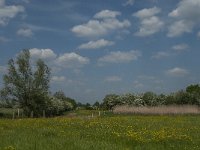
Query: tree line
xmin=101 ymin=84 xmax=200 ymax=110
xmin=0 ymin=49 xmax=200 ymax=117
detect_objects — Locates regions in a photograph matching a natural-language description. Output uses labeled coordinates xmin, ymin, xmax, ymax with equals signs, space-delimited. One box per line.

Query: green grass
xmin=0 ymin=113 xmax=200 ymax=150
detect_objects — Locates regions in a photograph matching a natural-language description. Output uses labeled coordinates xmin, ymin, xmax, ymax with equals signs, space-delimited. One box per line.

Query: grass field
xmin=0 ymin=112 xmax=200 ymax=150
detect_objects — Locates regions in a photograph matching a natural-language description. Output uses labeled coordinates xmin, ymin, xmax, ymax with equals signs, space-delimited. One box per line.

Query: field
xmin=0 ymin=111 xmax=200 ymax=150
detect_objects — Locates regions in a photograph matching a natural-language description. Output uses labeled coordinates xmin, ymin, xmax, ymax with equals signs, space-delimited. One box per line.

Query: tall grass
xmin=113 ymin=105 xmax=200 ymax=115
xmin=1 ymin=115 xmax=200 ymax=150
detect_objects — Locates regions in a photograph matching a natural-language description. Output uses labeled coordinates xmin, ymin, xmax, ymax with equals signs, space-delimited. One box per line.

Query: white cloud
xmin=0 ymin=0 xmax=24 ymax=26
xmin=197 ymin=31 xmax=200 ymax=37
xmin=172 ymin=43 xmax=189 ymax=52
xmin=133 ymin=6 xmax=161 ymax=19
xmin=78 ymin=39 xmax=114 ymax=49
xmin=133 ymin=7 xmax=164 ymax=37
xmin=123 ymin=0 xmax=135 ymax=6
xmin=0 ymin=0 xmax=5 ymax=6
xmin=56 ymin=52 xmax=89 ymax=68
xmin=29 ymin=48 xmax=89 ymax=69
xmin=98 ymin=50 xmax=141 ymax=64
xmin=29 ymin=48 xmax=57 ymax=61
xmin=51 ymin=76 xmax=66 ymax=83
xmin=168 ymin=0 xmax=200 ymax=37
xmin=167 ymin=20 xmax=194 ymax=37
xmin=17 ymin=28 xmax=33 ymax=37
xmin=166 ymin=67 xmax=189 ymax=77
xmin=94 ymin=10 xmax=121 ymax=19
xmin=71 ymin=10 xmax=131 ymax=37
xmin=104 ymin=76 xmax=122 ymax=82
xmin=151 ymin=51 xmax=169 ymax=59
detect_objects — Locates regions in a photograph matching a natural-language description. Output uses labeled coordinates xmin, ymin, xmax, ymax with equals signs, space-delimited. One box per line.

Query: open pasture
xmin=0 ymin=114 xmax=200 ymax=150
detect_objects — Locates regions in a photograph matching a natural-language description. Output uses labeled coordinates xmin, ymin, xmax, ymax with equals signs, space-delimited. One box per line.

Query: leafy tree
xmin=164 ymin=94 xmax=176 ymax=105
xmin=85 ymin=103 xmax=93 ymax=110
xmin=142 ymin=92 xmax=157 ymax=106
xmin=156 ymin=94 xmax=166 ymax=105
xmin=53 ymin=91 xmax=77 ymax=110
xmin=93 ymin=101 xmax=100 ymax=109
xmin=0 ymin=50 xmax=50 ymax=116
xmin=186 ymin=84 xmax=200 ymax=105
xmin=102 ymin=94 xmax=120 ymax=110
xmin=186 ymin=84 xmax=200 ymax=94
xmin=46 ymin=96 xmax=73 ymax=116
xmin=120 ymin=93 xmax=135 ymax=105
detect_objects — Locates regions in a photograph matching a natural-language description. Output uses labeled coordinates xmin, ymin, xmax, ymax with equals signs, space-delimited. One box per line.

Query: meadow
xmin=0 ymin=111 xmax=200 ymax=150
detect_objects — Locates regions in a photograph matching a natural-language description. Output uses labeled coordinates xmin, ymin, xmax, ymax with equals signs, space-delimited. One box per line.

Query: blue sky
xmin=0 ymin=0 xmax=200 ymax=103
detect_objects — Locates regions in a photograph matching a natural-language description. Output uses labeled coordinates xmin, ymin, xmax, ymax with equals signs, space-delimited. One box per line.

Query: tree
xmin=102 ymin=94 xmax=120 ymax=110
xmin=142 ymin=92 xmax=157 ymax=106
xmin=53 ymin=91 xmax=77 ymax=110
xmin=186 ymin=84 xmax=200 ymax=94
xmin=186 ymin=84 xmax=200 ymax=105
xmin=93 ymin=101 xmax=100 ymax=109
xmin=0 ymin=50 xmax=50 ymax=116
xmin=120 ymin=93 xmax=135 ymax=105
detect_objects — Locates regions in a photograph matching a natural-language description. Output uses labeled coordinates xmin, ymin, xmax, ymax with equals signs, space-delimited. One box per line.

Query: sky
xmin=0 ymin=0 xmax=200 ymax=103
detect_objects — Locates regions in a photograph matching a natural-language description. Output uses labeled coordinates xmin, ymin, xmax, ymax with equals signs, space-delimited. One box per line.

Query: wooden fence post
xmin=17 ymin=109 xmax=20 ymax=118
xmin=31 ymin=111 xmax=33 ymax=118
xmin=12 ymin=112 xmax=15 ymax=119
xmin=43 ymin=110 xmax=45 ymax=118
xmin=99 ymin=111 xmax=101 ymax=116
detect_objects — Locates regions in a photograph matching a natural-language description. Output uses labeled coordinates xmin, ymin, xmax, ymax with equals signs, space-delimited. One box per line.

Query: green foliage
xmin=102 ymin=94 xmax=120 ymax=110
xmin=53 ymin=91 xmax=77 ymax=110
xmin=47 ymin=96 xmax=68 ymax=116
xmin=93 ymin=101 xmax=100 ymax=109
xmin=102 ymin=84 xmax=200 ymax=110
xmin=0 ymin=50 xmax=50 ymax=117
xmin=142 ymin=92 xmax=157 ymax=106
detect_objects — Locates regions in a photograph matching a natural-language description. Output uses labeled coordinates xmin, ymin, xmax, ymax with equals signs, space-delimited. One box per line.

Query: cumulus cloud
xmin=71 ymin=10 xmax=131 ymax=37
xmin=133 ymin=7 xmax=164 ymax=36
xmin=172 ymin=43 xmax=189 ymax=52
xmin=168 ymin=0 xmax=200 ymax=37
xmin=78 ymin=39 xmax=114 ymax=49
xmin=166 ymin=67 xmax=189 ymax=77
xmin=0 ymin=0 xmax=4 ymax=6
xmin=123 ymin=0 xmax=135 ymax=6
xmin=98 ymin=50 xmax=141 ymax=64
xmin=197 ymin=31 xmax=200 ymax=37
xmin=51 ymin=76 xmax=66 ymax=83
xmin=94 ymin=10 xmax=121 ymax=19
xmin=151 ymin=51 xmax=169 ymax=59
xmin=29 ymin=48 xmax=57 ymax=61
xmin=56 ymin=52 xmax=89 ymax=68
xmin=17 ymin=28 xmax=33 ymax=37
xmin=104 ymin=76 xmax=122 ymax=82
xmin=29 ymin=48 xmax=90 ymax=69
xmin=133 ymin=7 xmax=161 ymax=19
xmin=0 ymin=0 xmax=24 ymax=26
xmin=167 ymin=20 xmax=194 ymax=37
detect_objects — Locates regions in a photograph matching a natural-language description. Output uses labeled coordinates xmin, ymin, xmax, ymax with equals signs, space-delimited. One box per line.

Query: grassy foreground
xmin=0 ymin=114 xmax=200 ymax=150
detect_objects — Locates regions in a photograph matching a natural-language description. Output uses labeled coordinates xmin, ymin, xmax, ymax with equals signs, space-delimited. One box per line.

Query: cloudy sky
xmin=0 ymin=0 xmax=200 ymax=103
